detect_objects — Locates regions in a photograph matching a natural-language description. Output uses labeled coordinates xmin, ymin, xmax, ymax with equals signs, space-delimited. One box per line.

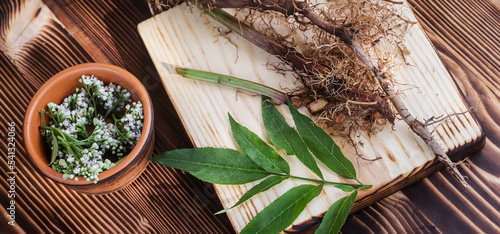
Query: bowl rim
xmin=23 ymin=63 xmax=153 ymax=185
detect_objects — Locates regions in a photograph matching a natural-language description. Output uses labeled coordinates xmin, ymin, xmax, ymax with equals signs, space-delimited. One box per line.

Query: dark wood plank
xmin=1 ymin=0 xmax=233 ymax=233
xmin=0 ymin=1 xmax=157 ymax=232
xmin=1 ymin=0 xmax=499 ymax=233
xmin=341 ymin=0 xmax=500 ymax=233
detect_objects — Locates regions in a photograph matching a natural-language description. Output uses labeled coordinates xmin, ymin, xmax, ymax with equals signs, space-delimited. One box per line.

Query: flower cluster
xmin=40 ymin=75 xmax=144 ymax=183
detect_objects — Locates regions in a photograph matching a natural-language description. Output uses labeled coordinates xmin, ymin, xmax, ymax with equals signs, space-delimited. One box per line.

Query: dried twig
xmin=424 ymin=110 xmax=471 ymax=127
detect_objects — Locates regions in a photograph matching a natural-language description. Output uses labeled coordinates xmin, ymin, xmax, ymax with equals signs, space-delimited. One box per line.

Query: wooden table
xmin=1 ymin=0 xmax=498 ymax=233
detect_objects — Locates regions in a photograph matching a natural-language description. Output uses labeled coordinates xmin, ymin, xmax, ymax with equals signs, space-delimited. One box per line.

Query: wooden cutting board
xmin=137 ymin=2 xmax=484 ymax=232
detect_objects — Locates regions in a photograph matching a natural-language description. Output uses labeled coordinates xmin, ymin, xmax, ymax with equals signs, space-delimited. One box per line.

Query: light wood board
xmin=138 ymin=2 xmax=483 ymax=232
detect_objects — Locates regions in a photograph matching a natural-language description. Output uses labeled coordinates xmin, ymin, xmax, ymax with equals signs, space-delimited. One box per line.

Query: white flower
xmin=94 ymin=134 xmax=102 ymax=142
xmin=80 ymin=156 xmax=89 ymax=165
xmin=76 ymin=117 xmax=87 ymax=125
xmin=46 ymin=75 xmax=144 ymax=183
xmin=89 ymin=164 xmax=99 ymax=172
xmin=62 ymin=119 xmax=70 ymax=125
xmin=58 ymin=159 xmax=67 ymax=167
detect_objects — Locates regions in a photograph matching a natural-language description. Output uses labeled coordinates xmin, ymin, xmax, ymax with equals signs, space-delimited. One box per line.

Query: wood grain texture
xmin=137 ymin=2 xmax=484 ymax=232
xmin=342 ymin=0 xmax=500 ymax=233
xmin=0 ymin=0 xmax=232 ymax=233
xmin=0 ymin=0 xmax=498 ymax=233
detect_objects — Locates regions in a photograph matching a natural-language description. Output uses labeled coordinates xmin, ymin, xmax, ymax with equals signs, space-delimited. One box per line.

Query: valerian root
xmin=201 ymin=6 xmax=395 ymax=123
xmin=196 ymin=0 xmax=469 ymax=186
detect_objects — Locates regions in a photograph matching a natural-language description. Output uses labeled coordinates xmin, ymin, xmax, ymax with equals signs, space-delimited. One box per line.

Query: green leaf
xmin=215 ymin=175 xmax=288 ymax=215
xmin=261 ymin=98 xmax=323 ymax=179
xmin=315 ymin=190 xmax=358 ymax=234
xmin=240 ymin=184 xmax=323 ymax=234
xmin=287 ymin=100 xmax=357 ymax=180
xmin=152 ymin=147 xmax=269 ymax=184
xmin=334 ymin=184 xmax=356 ymax=193
xmin=229 ymin=114 xmax=290 ymax=174
xmin=50 ymin=133 xmax=58 ymax=164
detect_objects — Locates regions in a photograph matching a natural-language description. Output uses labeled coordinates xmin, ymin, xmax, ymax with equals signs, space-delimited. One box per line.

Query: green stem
xmin=82 ymin=84 xmax=98 ymax=119
xmin=104 ymin=96 xmax=124 ymax=119
xmin=39 ymin=110 xmax=47 ymax=127
xmin=176 ymin=67 xmax=288 ymax=103
xmin=355 ymin=178 xmax=365 ymax=187
xmin=201 ymin=7 xmax=257 ymax=49
xmin=40 ymin=126 xmax=70 ymax=141
xmin=275 ymin=174 xmax=371 ymax=189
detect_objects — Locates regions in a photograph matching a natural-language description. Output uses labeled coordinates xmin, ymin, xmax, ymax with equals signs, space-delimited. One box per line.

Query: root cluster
xmin=153 ymin=0 xmax=470 ymax=186
xmin=230 ymin=0 xmax=414 ymax=134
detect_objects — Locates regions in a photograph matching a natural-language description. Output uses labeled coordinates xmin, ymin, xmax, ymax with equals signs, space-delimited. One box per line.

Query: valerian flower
xmin=39 ymin=75 xmax=143 ymax=183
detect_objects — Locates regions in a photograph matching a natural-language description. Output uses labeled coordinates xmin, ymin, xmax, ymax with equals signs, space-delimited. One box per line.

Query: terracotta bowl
xmin=23 ymin=63 xmax=154 ymax=195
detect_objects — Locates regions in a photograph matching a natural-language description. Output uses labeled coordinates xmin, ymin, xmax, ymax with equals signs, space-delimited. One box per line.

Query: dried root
xmin=224 ymin=0 xmax=413 ymax=126
xmin=142 ymin=0 xmax=471 ymax=186
xmin=195 ymin=0 xmax=469 ymax=186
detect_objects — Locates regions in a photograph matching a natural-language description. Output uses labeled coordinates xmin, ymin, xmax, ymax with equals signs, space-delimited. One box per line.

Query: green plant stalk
xmin=105 ymin=94 xmax=127 ymax=119
xmin=39 ymin=110 xmax=47 ymax=127
xmin=175 ymin=67 xmax=288 ymax=103
xmin=200 ymin=5 xmax=296 ymax=68
xmin=39 ymin=125 xmax=86 ymax=157
xmin=277 ymin=174 xmax=371 ymax=189
xmin=82 ymin=85 xmax=98 ymax=118
xmin=202 ymin=7 xmax=262 ymax=50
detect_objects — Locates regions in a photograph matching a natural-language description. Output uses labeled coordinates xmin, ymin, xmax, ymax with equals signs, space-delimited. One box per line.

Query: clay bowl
xmin=23 ymin=63 xmax=154 ymax=195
